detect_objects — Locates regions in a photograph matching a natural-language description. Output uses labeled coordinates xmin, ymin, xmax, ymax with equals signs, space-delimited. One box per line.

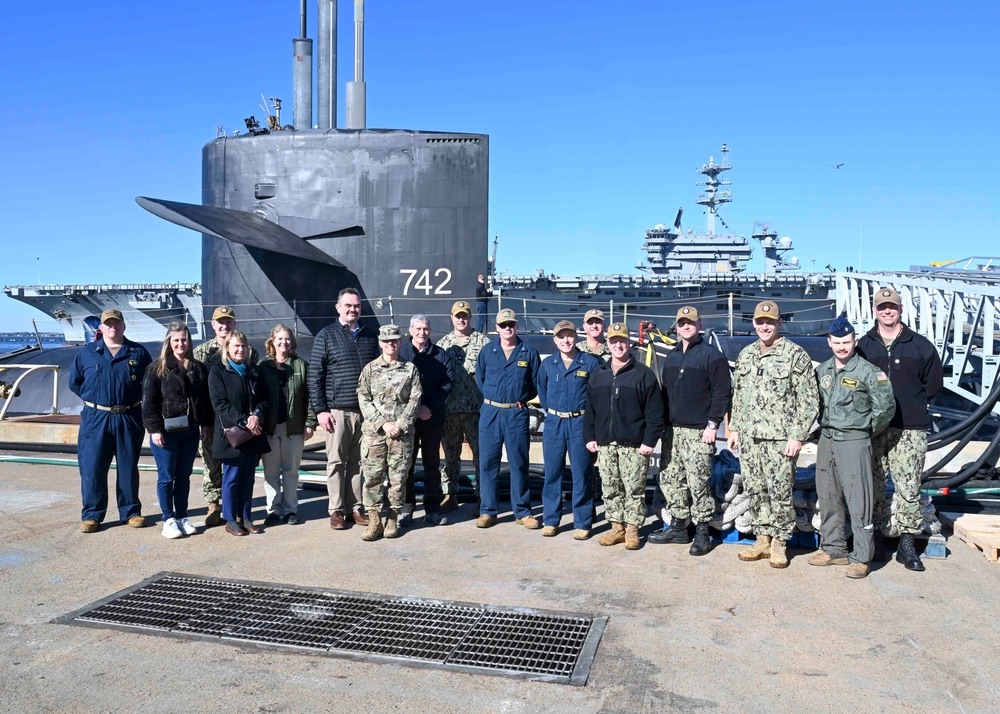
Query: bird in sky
xmin=832 ymin=163 xmax=845 ymax=169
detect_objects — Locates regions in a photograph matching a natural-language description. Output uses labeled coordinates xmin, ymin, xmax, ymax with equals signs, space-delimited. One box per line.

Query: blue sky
xmin=1 ymin=0 xmax=997 ymax=331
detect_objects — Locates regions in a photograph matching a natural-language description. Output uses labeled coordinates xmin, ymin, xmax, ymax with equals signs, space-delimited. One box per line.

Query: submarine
xmin=1 ymin=0 xmax=489 ymax=415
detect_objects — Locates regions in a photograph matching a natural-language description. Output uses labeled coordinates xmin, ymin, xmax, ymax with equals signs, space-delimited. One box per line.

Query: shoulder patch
xmin=876 ymin=371 xmax=889 ymax=382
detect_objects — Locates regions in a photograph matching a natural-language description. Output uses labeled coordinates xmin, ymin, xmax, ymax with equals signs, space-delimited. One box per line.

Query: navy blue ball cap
xmin=829 ymin=315 xmax=855 ymax=338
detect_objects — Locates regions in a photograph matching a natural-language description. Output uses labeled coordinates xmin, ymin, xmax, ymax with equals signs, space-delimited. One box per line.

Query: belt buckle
xmin=110 ymin=405 xmax=129 ymax=415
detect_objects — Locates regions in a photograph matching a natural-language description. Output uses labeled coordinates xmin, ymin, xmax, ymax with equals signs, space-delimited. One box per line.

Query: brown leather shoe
xmin=127 ymin=515 xmax=146 ymax=528
xmin=351 ymin=509 xmax=370 ymax=526
xmin=329 ymin=512 xmax=347 ymax=530
xmin=225 ymin=521 xmax=247 ymax=537
xmin=80 ymin=520 xmax=100 ymax=533
xmin=244 ymin=522 xmax=264 ymax=534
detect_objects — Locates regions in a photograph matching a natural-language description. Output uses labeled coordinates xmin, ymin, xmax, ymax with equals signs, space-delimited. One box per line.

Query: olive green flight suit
xmin=815 ymin=353 xmax=896 ymax=564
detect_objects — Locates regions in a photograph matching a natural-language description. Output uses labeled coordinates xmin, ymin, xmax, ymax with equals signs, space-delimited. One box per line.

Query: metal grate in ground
xmin=56 ymin=572 xmax=607 ymax=685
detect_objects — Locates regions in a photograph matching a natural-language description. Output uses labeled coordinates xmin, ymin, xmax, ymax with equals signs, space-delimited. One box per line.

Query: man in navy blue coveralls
xmin=69 ymin=309 xmax=152 ymax=532
xmin=537 ymin=320 xmax=601 ymax=538
xmin=475 ymin=308 xmax=540 ymax=528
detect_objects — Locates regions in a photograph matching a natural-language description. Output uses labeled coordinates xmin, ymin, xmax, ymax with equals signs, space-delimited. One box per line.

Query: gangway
xmin=835 ymin=271 xmax=1000 ymax=411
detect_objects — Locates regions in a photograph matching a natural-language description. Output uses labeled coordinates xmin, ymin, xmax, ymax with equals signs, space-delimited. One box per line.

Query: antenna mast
xmin=695 ymin=143 xmax=732 ymax=235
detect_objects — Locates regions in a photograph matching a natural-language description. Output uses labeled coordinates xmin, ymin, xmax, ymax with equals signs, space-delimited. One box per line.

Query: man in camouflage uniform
xmin=437 ymin=300 xmax=491 ymax=510
xmin=584 ymin=322 xmax=664 ymax=550
xmin=857 ymin=287 xmax=943 ymax=571
xmin=728 ymin=300 xmax=819 ymax=568
xmin=809 ymin=316 xmax=896 ymax=579
xmin=193 ymin=306 xmax=258 ymax=526
xmin=577 ymin=309 xmax=611 ymax=361
xmin=649 ymin=306 xmax=731 ymax=556
xmin=357 ymin=324 xmax=422 ymax=541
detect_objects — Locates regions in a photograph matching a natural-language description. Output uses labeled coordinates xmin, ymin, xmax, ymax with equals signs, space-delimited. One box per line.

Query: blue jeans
xmin=150 ymin=429 xmax=200 ymax=521
xmin=222 ymin=452 xmax=260 ymax=522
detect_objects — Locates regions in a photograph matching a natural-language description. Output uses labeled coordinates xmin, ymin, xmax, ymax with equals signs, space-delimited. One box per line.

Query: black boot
xmin=689 ymin=523 xmax=712 ymax=556
xmin=895 ymin=533 xmax=925 ymax=572
xmin=649 ymin=520 xmax=691 ymax=545
xmin=873 ymin=530 xmax=886 ymax=562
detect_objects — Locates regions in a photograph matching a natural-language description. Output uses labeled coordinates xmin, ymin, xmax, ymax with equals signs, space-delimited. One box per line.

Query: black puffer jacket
xmin=308 ymin=321 xmax=380 ymax=413
xmin=142 ymin=358 xmax=212 ymax=435
xmin=208 ymin=360 xmax=271 ymax=460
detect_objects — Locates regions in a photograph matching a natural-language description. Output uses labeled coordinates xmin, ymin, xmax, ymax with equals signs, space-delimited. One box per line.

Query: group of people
xmin=70 ymin=285 xmax=942 ymax=577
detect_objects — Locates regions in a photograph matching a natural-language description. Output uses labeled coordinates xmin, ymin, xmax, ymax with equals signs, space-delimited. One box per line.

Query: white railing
xmin=0 ymin=365 xmax=60 ymax=420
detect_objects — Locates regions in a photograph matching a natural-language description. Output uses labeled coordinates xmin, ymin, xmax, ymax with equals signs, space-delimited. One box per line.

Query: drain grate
xmin=56 ymin=573 xmax=606 ymax=685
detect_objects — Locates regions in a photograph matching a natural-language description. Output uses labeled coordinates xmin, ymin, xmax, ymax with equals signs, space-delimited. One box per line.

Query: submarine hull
xmin=201 ymin=129 xmax=489 ymax=338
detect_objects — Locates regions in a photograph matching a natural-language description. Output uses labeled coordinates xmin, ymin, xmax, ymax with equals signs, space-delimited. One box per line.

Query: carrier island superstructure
xmin=493 ymin=145 xmax=839 ymax=336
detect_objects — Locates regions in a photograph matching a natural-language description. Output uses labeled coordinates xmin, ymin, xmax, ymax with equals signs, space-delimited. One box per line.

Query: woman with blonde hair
xmin=142 ymin=321 xmax=212 ymax=539
xmin=208 ymin=330 xmax=270 ymax=536
xmin=258 ymin=324 xmax=317 ymax=525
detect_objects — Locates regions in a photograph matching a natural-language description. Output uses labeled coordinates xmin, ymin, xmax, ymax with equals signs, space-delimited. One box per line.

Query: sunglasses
xmin=497 ymin=322 xmax=516 ymax=329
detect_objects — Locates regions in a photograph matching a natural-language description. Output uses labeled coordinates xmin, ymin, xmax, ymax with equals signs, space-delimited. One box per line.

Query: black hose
xmin=927 ymin=378 xmax=1000 ymax=447
xmin=923 ymin=423 xmax=1000 ymax=489
xmin=922 ymin=411 xmax=992 ymax=479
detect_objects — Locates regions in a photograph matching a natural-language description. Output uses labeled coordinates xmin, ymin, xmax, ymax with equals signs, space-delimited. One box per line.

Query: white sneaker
xmin=177 ymin=517 xmax=198 ymax=536
xmin=161 ymin=518 xmax=184 ymax=539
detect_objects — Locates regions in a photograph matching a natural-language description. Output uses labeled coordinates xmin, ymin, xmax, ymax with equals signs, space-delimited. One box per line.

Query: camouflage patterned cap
xmin=553 ymin=320 xmax=577 ymax=335
xmin=874 ymin=287 xmax=901 ymax=307
xmin=675 ymin=305 xmax=699 ymax=322
xmin=753 ymin=300 xmax=780 ymax=321
xmin=212 ymin=306 xmax=236 ymax=321
xmin=378 ymin=324 xmax=402 ymax=341
xmin=496 ymin=308 xmax=517 ymax=324
xmin=451 ymin=300 xmax=472 ymax=316
xmin=100 ymin=309 xmax=124 ymax=324
xmin=606 ymin=322 xmax=630 ymax=339
xmin=583 ymin=309 xmax=605 ymax=323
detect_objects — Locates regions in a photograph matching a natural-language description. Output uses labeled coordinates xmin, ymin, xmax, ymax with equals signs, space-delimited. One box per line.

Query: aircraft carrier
xmin=493 ymin=145 xmax=839 ymax=336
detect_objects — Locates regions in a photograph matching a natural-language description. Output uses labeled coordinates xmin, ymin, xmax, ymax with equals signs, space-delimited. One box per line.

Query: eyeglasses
xmin=497 ymin=322 xmax=516 ymax=329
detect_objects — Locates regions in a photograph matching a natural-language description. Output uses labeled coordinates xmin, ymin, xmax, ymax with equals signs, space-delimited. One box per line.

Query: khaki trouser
xmin=262 ymin=422 xmax=305 ymax=516
xmin=325 ymin=409 xmax=364 ymax=515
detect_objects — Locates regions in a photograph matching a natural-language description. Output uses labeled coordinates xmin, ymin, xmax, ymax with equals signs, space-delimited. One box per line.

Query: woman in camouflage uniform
xmin=357 ymin=324 xmax=423 ymax=541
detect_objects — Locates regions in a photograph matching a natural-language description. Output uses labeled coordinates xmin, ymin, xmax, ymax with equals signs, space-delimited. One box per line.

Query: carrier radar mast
xmin=695 ymin=144 xmax=732 ymax=235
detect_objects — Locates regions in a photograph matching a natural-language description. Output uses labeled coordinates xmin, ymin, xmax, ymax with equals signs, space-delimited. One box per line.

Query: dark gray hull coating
xmin=201 ymin=129 xmax=488 ymax=338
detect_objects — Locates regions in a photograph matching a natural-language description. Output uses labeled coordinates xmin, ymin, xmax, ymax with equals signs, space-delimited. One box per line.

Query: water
xmin=0 ymin=340 xmax=67 ymax=355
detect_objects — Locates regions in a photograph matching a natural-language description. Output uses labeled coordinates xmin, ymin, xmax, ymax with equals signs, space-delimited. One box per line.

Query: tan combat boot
xmin=769 ymin=539 xmax=789 ymax=569
xmin=361 ymin=509 xmax=383 ymax=542
xmin=599 ymin=523 xmax=626 ymax=546
xmin=383 ymin=509 xmax=400 ymax=539
xmin=737 ymin=535 xmax=771 ymax=561
xmin=624 ymin=524 xmax=641 ymax=550
xmin=807 ymin=550 xmax=848 ymax=567
xmin=846 ymin=562 xmax=870 ymax=579
xmin=204 ymin=503 xmax=222 ymax=527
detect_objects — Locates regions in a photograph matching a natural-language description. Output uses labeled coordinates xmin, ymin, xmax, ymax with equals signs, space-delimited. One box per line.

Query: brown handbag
xmin=224 ymin=424 xmax=255 ymax=448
